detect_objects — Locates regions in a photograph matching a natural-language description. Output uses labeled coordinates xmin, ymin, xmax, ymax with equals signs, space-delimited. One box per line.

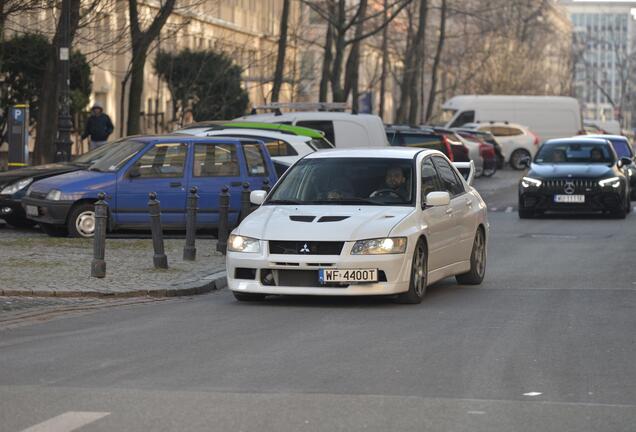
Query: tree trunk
xmin=396 ymin=6 xmax=416 ymax=123
xmin=407 ymin=0 xmax=428 ymax=125
xmin=319 ymin=17 xmax=334 ymax=102
xmin=271 ymin=0 xmax=290 ymax=103
xmin=330 ymin=0 xmax=346 ymax=102
xmin=33 ymin=0 xmax=81 ymax=164
xmin=344 ymin=0 xmax=368 ymax=110
xmin=126 ymin=0 xmax=176 ymax=136
xmin=425 ymin=0 xmax=446 ymax=122
xmin=378 ymin=0 xmax=389 ymax=120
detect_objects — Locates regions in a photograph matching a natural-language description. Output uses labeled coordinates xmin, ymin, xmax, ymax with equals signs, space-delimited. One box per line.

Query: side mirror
xmin=425 ymin=191 xmax=451 ymax=207
xmin=250 ymin=190 xmax=267 ymax=205
xmin=128 ymin=166 xmax=141 ymax=178
xmin=618 ymin=157 xmax=632 ymax=168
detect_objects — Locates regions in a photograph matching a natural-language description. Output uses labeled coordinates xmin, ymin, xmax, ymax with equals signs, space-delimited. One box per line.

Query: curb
xmin=0 ymin=271 xmax=227 ymax=299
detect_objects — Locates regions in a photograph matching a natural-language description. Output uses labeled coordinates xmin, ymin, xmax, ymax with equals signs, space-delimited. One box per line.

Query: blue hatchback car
xmin=21 ymin=136 xmax=277 ymax=237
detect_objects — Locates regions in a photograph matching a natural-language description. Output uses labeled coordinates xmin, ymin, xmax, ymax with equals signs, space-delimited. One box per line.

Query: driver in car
xmin=370 ymin=166 xmax=408 ymax=199
xmin=590 ymin=147 xmax=604 ymax=162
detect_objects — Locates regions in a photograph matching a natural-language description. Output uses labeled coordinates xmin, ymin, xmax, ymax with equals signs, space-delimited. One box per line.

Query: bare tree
xmin=271 ymin=0 xmax=291 ymax=102
xmin=424 ymin=0 xmax=445 ymax=121
xmin=126 ymin=0 xmax=176 ymax=136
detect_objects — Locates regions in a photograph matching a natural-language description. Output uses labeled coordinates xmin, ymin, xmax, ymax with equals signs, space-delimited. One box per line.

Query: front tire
xmin=395 ymin=238 xmax=427 ymax=304
xmin=510 ymin=149 xmax=531 ymax=170
xmin=67 ymin=203 xmax=97 ymax=238
xmin=233 ymin=292 xmax=267 ymax=302
xmin=456 ymin=228 xmax=486 ymax=285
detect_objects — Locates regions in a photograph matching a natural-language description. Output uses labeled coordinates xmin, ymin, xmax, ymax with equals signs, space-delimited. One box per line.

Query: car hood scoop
xmin=239 ymin=205 xmax=413 ymax=241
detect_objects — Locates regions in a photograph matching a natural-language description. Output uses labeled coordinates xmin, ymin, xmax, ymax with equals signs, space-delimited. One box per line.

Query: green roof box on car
xmin=223 ymin=122 xmax=325 ymax=139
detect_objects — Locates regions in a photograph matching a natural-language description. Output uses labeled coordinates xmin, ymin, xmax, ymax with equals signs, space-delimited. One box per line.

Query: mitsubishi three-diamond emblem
xmin=299 ymin=243 xmax=311 ymax=253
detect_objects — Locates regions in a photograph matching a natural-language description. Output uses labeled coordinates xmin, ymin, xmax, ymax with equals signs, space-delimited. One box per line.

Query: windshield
xmin=72 ymin=141 xmax=121 ymax=164
xmin=535 ymin=142 xmax=615 ymax=164
xmin=88 ymin=140 xmax=146 ymax=172
xmin=266 ymin=157 xmax=414 ymax=206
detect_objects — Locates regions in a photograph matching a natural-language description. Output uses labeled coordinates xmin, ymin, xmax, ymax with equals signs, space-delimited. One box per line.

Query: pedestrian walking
xmin=81 ymin=103 xmax=114 ymax=151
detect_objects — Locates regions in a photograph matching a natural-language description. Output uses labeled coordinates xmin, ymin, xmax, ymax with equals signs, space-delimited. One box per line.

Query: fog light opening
xmin=1 ymin=207 xmax=13 ymax=215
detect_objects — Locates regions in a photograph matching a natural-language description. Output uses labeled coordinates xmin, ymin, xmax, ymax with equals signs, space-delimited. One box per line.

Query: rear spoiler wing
xmin=453 ymin=161 xmax=475 ymax=186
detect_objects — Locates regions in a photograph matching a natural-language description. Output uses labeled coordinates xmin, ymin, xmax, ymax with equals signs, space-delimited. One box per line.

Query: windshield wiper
xmin=87 ymin=166 xmax=104 ymax=172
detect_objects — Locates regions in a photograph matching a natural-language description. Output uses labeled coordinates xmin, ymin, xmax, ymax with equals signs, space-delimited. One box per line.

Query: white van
xmin=440 ymin=95 xmax=582 ymax=142
xmin=234 ymin=111 xmax=389 ymax=148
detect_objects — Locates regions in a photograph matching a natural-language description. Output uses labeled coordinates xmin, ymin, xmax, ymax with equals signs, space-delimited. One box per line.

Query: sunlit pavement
xmin=2 ymin=169 xmax=636 ymax=431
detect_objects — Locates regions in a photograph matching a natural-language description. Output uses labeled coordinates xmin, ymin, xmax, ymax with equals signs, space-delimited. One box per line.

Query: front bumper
xmin=519 ymin=188 xmax=626 ymax=213
xmin=21 ymin=196 xmax=73 ymax=225
xmin=227 ymin=242 xmax=412 ymax=296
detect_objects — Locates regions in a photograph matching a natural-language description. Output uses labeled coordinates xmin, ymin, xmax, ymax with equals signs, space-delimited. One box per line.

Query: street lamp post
xmin=55 ymin=0 xmax=72 ymax=162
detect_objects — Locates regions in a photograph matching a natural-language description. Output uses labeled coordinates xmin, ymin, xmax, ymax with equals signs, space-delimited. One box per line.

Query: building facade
xmin=561 ymin=0 xmax=636 ymax=128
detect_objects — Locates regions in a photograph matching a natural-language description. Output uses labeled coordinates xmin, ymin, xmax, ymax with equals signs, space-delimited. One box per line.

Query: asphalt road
xmin=2 ymin=170 xmax=636 ymax=432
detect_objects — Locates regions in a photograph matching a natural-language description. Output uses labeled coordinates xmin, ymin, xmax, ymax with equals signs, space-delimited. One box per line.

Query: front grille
xmin=264 ymin=269 xmax=347 ymax=288
xmin=268 ymin=241 xmax=344 ymax=255
xmin=542 ymin=178 xmax=599 ymax=194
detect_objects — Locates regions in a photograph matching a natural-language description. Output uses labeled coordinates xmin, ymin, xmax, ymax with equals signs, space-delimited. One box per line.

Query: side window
xmin=421 ymin=158 xmax=442 ymax=205
xmin=297 ymin=120 xmax=336 ymax=145
xmin=265 ymin=140 xmax=298 ymax=157
xmin=449 ymin=110 xmax=475 ymax=128
xmin=242 ymin=143 xmax=268 ymax=176
xmin=386 ymin=131 xmax=397 ymax=145
xmin=508 ymin=127 xmax=523 ymax=136
xmin=432 ymin=157 xmax=464 ymax=196
xmin=193 ymin=144 xmax=240 ymax=177
xmin=133 ymin=143 xmax=187 ymax=178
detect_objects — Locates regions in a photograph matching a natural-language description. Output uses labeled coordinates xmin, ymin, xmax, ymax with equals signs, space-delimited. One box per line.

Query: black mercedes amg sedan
xmin=518 ymin=138 xmax=632 ymax=219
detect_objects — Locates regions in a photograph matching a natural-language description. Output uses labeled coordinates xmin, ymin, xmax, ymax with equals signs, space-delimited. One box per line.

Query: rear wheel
xmin=395 ymin=238 xmax=427 ymax=304
xmin=67 ymin=203 xmax=97 ymax=238
xmin=233 ymin=292 xmax=267 ymax=302
xmin=456 ymin=228 xmax=486 ymax=285
xmin=510 ymin=149 xmax=531 ymax=170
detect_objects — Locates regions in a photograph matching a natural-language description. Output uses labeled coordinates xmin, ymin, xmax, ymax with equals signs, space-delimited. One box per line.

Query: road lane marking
xmin=523 ymin=392 xmax=543 ymax=397
xmin=505 ymin=206 xmax=513 ymax=213
xmin=20 ymin=412 xmax=110 ymax=432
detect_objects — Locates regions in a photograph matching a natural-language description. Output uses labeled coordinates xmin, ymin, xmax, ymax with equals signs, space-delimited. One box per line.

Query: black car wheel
xmin=510 ymin=149 xmax=531 ymax=170
xmin=67 ymin=203 xmax=97 ymax=238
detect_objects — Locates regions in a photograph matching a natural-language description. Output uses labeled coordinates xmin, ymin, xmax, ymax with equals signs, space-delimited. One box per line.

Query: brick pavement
xmin=0 ymin=229 xmax=226 ymax=297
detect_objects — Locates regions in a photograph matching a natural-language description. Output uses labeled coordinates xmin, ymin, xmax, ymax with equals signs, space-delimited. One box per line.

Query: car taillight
xmin=442 ymin=136 xmax=453 ymax=161
xmin=530 ymin=131 xmax=540 ymax=146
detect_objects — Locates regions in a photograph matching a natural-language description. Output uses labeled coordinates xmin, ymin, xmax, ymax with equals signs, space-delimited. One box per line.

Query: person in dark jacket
xmin=81 ymin=103 xmax=114 ymax=150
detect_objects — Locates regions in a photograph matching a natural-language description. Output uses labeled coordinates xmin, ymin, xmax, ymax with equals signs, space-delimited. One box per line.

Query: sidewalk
xmin=0 ymin=229 xmax=227 ymax=297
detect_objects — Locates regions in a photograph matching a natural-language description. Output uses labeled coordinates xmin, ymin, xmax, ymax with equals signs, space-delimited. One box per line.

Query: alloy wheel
xmin=412 ymin=242 xmax=427 ymax=297
xmin=473 ymin=230 xmax=486 ymax=278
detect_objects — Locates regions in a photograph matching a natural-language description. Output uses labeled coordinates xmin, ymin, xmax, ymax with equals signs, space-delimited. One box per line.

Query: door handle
xmin=230 ymin=181 xmax=243 ymax=187
xmin=169 ymin=182 xmax=182 ymax=188
xmin=445 ymin=208 xmax=453 ymax=215
xmin=465 ymin=200 xmax=473 ymax=207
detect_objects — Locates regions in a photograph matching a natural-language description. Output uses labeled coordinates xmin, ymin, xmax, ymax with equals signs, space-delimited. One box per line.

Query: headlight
xmin=521 ymin=177 xmax=542 ymax=188
xmin=46 ymin=189 xmax=62 ymax=201
xmin=228 ymin=234 xmax=261 ymax=253
xmin=0 ymin=178 xmax=33 ymax=195
xmin=598 ymin=176 xmax=621 ymax=188
xmin=351 ymin=237 xmax=407 ymax=255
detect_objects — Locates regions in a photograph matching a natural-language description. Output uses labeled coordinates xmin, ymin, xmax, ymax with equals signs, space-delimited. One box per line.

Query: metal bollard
xmin=183 ymin=186 xmax=199 ymax=261
xmin=216 ymin=185 xmax=230 ymax=254
xmin=262 ymin=178 xmax=271 ymax=193
xmin=148 ymin=192 xmax=168 ymax=269
xmin=240 ymin=182 xmax=251 ymax=222
xmin=91 ymin=192 xmax=108 ymax=278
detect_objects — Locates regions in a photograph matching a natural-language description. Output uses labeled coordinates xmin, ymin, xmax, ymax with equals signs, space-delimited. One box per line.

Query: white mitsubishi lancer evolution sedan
xmin=226 ymin=148 xmax=488 ymax=304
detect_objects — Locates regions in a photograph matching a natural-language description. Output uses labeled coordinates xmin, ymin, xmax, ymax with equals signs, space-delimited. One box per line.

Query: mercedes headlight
xmin=46 ymin=189 xmax=62 ymax=201
xmin=0 ymin=178 xmax=33 ymax=195
xmin=351 ymin=237 xmax=407 ymax=255
xmin=228 ymin=234 xmax=261 ymax=253
xmin=521 ymin=177 xmax=542 ymax=188
xmin=598 ymin=176 xmax=621 ymax=188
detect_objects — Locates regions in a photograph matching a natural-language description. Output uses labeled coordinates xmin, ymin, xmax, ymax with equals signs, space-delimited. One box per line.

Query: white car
xmin=226 ymin=148 xmax=488 ymax=304
xmin=233 ymin=111 xmax=389 ymax=148
xmin=462 ymin=122 xmax=539 ymax=170
xmin=174 ymin=127 xmax=331 ymax=175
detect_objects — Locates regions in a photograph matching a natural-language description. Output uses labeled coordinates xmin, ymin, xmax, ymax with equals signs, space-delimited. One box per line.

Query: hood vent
xmin=317 ymin=216 xmax=350 ymax=222
xmin=289 ymin=215 xmax=316 ymax=222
